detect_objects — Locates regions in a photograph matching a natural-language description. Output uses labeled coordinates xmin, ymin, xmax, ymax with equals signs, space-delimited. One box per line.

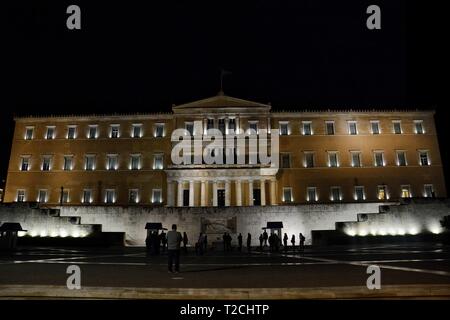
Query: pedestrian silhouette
xmin=160 ymin=231 xmax=167 ymax=253
xmin=291 ymin=234 xmax=296 ymax=251
xmin=247 ymin=233 xmax=252 ymax=252
xmin=263 ymin=230 xmax=268 ymax=247
xmin=283 ymin=233 xmax=288 ymax=252
xmin=238 ymin=233 xmax=243 ymax=252
xmin=167 ymin=224 xmax=182 ymax=273
xmin=299 ymin=232 xmax=306 ymax=253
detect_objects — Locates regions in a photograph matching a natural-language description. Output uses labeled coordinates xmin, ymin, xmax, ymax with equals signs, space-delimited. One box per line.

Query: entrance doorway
xmin=217 ymin=189 xmax=225 ymax=207
xmin=253 ymin=188 xmax=261 ymax=206
xmin=183 ymin=189 xmax=189 ymax=206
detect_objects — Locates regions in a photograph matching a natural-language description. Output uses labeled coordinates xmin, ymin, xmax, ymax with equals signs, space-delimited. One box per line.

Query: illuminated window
xmin=354 ymin=186 xmax=365 ymax=201
xmin=105 ymin=189 xmax=116 ymax=204
xmin=132 ymin=124 xmax=142 ymax=138
xmin=228 ymin=118 xmax=236 ymax=132
xmin=304 ymin=152 xmax=315 ymax=168
xmin=374 ymin=151 xmax=385 ymax=167
xmin=16 ymin=190 xmax=26 ymax=202
xmin=152 ymin=189 xmax=162 ymax=203
xmin=41 ymin=156 xmax=52 ymax=171
xmin=348 ymin=121 xmax=357 ymax=135
xmin=88 ymin=125 xmax=98 ymax=139
xmin=67 ymin=125 xmax=77 ymax=139
xmin=283 ymin=187 xmax=293 ymax=203
xmin=107 ymin=154 xmax=118 ymax=170
xmin=370 ymin=121 xmax=380 ymax=134
xmin=25 ymin=127 xmax=34 ymax=140
xmin=130 ymin=154 xmax=141 ymax=170
xmin=20 ymin=156 xmax=30 ymax=171
xmin=351 ymin=151 xmax=362 ymax=167
xmin=153 ymin=154 xmax=164 ymax=169
xmin=302 ymin=121 xmax=312 ymax=135
xmin=401 ymin=185 xmax=411 ymax=198
xmin=85 ymin=155 xmax=96 ymax=171
xmin=110 ymin=124 xmax=120 ymax=138
xmin=424 ymin=184 xmax=434 ymax=198
xmin=45 ymin=126 xmax=55 ymax=140
xmin=307 ymin=187 xmax=317 ymax=202
xmin=279 ymin=121 xmax=289 ymax=136
xmin=280 ymin=153 xmax=291 ymax=168
xmin=396 ymin=151 xmax=407 ymax=166
xmin=62 ymin=190 xmax=70 ymax=203
xmin=393 ymin=121 xmax=402 ymax=134
xmin=38 ymin=189 xmax=48 ymax=203
xmin=206 ymin=119 xmax=215 ymax=130
xmin=419 ymin=151 xmax=430 ymax=166
xmin=155 ymin=123 xmax=165 ymax=137
xmin=82 ymin=189 xmax=92 ymax=204
xmin=326 ymin=121 xmax=335 ymax=135
xmin=328 ymin=151 xmax=339 ymax=167
xmin=377 ymin=185 xmax=388 ymax=200
xmin=128 ymin=189 xmax=139 ymax=203
xmin=63 ymin=155 xmax=73 ymax=171
xmin=414 ymin=120 xmax=424 ymax=134
xmin=330 ymin=187 xmax=342 ymax=201
xmin=248 ymin=121 xmax=259 ymax=134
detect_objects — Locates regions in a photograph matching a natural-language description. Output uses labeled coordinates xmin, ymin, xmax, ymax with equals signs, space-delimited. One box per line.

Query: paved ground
xmin=0 ymin=243 xmax=449 ymax=298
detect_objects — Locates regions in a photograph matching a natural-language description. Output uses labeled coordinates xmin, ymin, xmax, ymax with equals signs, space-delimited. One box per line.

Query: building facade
xmin=3 ymin=93 xmax=447 ymax=206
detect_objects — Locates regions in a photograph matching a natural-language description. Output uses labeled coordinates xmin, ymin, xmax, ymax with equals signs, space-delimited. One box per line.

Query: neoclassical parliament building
xmin=3 ymin=93 xmax=447 ymax=207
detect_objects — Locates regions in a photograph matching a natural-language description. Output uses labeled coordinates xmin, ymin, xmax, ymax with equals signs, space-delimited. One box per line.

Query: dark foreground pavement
xmin=0 ymin=243 xmax=449 ymax=299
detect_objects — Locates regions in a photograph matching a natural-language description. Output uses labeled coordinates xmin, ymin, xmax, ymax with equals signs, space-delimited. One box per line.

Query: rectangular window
xmin=281 ymin=153 xmax=291 ymax=168
xmin=153 ymin=154 xmax=164 ymax=169
xmin=218 ymin=119 xmax=226 ymax=134
xmin=414 ymin=120 xmax=424 ymax=134
xmin=38 ymin=189 xmax=48 ymax=203
xmin=307 ymin=187 xmax=317 ymax=202
xmin=283 ymin=187 xmax=293 ymax=203
xmin=45 ymin=126 xmax=55 ymax=140
xmin=351 ymin=152 xmax=362 ymax=167
xmin=107 ymin=154 xmax=118 ymax=170
xmin=279 ymin=122 xmax=289 ymax=136
xmin=155 ymin=123 xmax=165 ymax=137
xmin=42 ymin=156 xmax=52 ymax=171
xmin=354 ymin=186 xmax=365 ymax=201
xmin=396 ymin=151 xmax=407 ymax=166
xmin=249 ymin=121 xmax=258 ymax=133
xmin=152 ymin=189 xmax=162 ymax=203
xmin=371 ymin=121 xmax=380 ymax=134
xmin=330 ymin=187 xmax=342 ymax=201
xmin=63 ymin=156 xmax=73 ymax=171
xmin=88 ymin=125 xmax=98 ymax=139
xmin=393 ymin=121 xmax=402 ymax=134
xmin=130 ymin=154 xmax=141 ymax=170
xmin=25 ymin=127 xmax=34 ymax=140
xmin=374 ymin=151 xmax=385 ymax=167
xmin=348 ymin=121 xmax=357 ymax=135
xmin=304 ymin=152 xmax=315 ymax=168
xmin=85 ymin=155 xmax=96 ymax=171
xmin=105 ymin=189 xmax=116 ymax=204
xmin=20 ymin=156 xmax=30 ymax=171
xmin=302 ymin=121 xmax=312 ymax=135
xmin=82 ymin=189 xmax=92 ymax=204
xmin=326 ymin=121 xmax=335 ymax=135
xmin=328 ymin=152 xmax=339 ymax=167
xmin=378 ymin=185 xmax=388 ymax=200
xmin=228 ymin=119 xmax=236 ymax=132
xmin=207 ymin=119 xmax=214 ymax=130
xmin=401 ymin=185 xmax=411 ymax=198
xmin=62 ymin=190 xmax=70 ymax=203
xmin=132 ymin=124 xmax=142 ymax=138
xmin=16 ymin=190 xmax=26 ymax=202
xmin=67 ymin=126 xmax=77 ymax=139
xmin=110 ymin=124 xmax=120 ymax=138
xmin=419 ymin=151 xmax=430 ymax=166
xmin=424 ymin=184 xmax=434 ymax=198
xmin=185 ymin=122 xmax=194 ymax=135
xmin=128 ymin=189 xmax=139 ymax=203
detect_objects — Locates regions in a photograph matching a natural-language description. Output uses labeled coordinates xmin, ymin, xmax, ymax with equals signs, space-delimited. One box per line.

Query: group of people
xmin=145 ymin=230 xmax=168 ymax=255
xmin=258 ymin=230 xmax=306 ymax=252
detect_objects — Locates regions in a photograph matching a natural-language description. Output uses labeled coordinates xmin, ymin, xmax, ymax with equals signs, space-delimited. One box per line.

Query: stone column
xmin=260 ymin=179 xmax=266 ymax=206
xmin=203 ymin=118 xmax=207 ymax=135
xmin=212 ymin=181 xmax=218 ymax=207
xmin=177 ymin=180 xmax=184 ymax=207
xmin=225 ymin=180 xmax=231 ymax=206
xmin=270 ymin=179 xmax=277 ymax=205
xmin=200 ymin=180 xmax=207 ymax=207
xmin=189 ymin=180 xmax=195 ymax=207
xmin=167 ymin=181 xmax=175 ymax=207
xmin=235 ymin=180 xmax=242 ymax=206
xmin=225 ymin=118 xmax=229 ymax=135
xmin=248 ymin=180 xmax=254 ymax=206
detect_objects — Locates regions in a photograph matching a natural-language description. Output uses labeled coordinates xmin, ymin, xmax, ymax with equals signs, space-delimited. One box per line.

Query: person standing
xmin=238 ymin=233 xmax=243 ymax=252
xmin=182 ymin=232 xmax=188 ymax=253
xmin=299 ymin=232 xmax=306 ymax=253
xmin=160 ymin=230 xmax=167 ymax=253
xmin=291 ymin=234 xmax=296 ymax=252
xmin=263 ymin=230 xmax=268 ymax=247
xmin=167 ymin=224 xmax=182 ymax=273
xmin=196 ymin=233 xmax=204 ymax=255
xmin=246 ymin=233 xmax=252 ymax=252
xmin=283 ymin=233 xmax=288 ymax=252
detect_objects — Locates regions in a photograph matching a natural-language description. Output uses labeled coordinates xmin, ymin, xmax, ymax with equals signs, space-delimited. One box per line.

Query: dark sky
xmin=2 ymin=1 xmax=447 ymax=189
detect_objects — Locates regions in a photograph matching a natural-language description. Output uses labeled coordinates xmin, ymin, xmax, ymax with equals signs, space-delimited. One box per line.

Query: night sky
xmin=3 ymin=1 xmax=447 ymax=189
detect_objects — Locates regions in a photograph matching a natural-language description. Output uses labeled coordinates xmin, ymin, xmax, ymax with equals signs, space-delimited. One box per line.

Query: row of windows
xmin=281 ymin=184 xmax=436 ymax=203
xmin=15 ymin=188 xmax=163 ymax=204
xmin=280 ymin=150 xmax=431 ymax=168
xmin=19 ymin=154 xmax=164 ymax=171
